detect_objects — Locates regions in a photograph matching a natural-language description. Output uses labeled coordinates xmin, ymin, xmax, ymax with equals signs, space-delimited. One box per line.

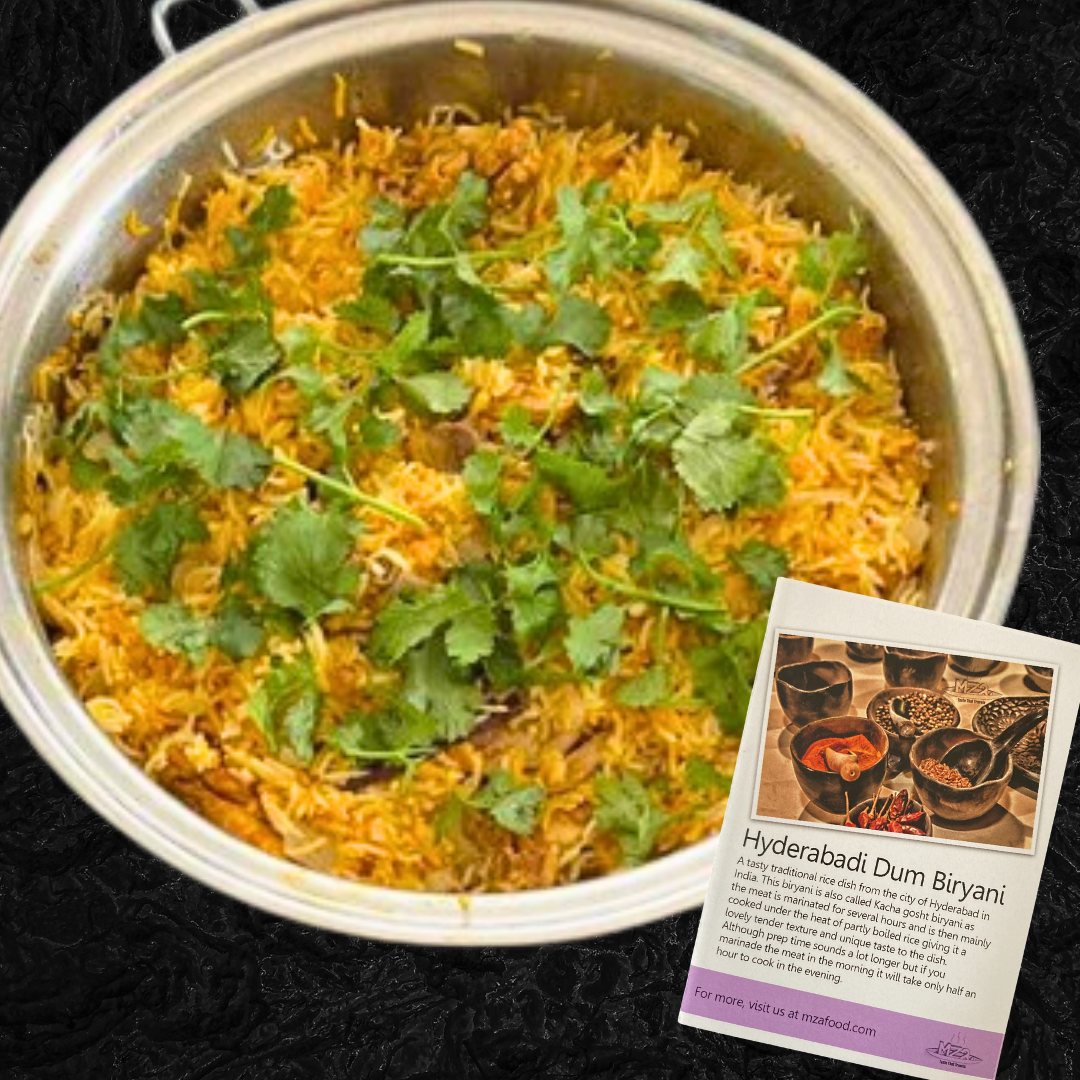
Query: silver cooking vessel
xmin=0 ymin=0 xmax=1037 ymax=943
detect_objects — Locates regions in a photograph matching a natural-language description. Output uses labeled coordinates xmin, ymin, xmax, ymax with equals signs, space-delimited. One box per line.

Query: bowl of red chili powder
xmin=790 ymin=716 xmax=890 ymax=816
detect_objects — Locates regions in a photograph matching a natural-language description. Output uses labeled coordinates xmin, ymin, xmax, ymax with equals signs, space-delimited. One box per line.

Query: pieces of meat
xmin=406 ymin=421 xmax=479 ymax=473
xmin=165 ymin=771 xmax=284 ymax=858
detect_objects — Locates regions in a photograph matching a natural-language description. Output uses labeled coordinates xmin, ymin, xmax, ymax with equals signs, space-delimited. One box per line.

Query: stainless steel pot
xmin=0 ymin=0 xmax=1037 ymax=944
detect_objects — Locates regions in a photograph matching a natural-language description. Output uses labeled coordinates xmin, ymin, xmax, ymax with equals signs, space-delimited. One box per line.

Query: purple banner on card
xmin=681 ymin=966 xmax=1003 ymax=1078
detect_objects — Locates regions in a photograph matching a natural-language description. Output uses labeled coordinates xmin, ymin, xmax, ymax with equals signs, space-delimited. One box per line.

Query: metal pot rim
xmin=0 ymin=0 xmax=1038 ymax=944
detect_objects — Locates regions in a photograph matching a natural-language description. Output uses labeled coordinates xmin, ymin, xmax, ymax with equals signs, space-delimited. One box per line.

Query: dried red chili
xmin=845 ymin=788 xmax=927 ymax=835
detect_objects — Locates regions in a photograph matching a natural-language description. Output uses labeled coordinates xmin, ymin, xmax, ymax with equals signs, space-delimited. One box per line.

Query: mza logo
xmin=926 ymin=1037 xmax=982 ymax=1069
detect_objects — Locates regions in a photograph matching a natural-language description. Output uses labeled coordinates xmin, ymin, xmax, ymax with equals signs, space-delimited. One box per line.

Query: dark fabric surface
xmin=1 ymin=1 xmax=1078 ymax=1077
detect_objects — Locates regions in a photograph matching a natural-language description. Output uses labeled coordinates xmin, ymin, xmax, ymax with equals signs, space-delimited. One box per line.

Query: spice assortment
xmin=844 ymin=788 xmax=928 ymax=835
xmin=768 ymin=634 xmax=1055 ymax=846
xmin=918 ymin=758 xmax=972 ymax=789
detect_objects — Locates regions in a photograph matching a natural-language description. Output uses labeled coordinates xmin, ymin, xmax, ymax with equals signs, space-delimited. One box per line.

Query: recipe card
xmin=679 ymin=579 xmax=1080 ymax=1079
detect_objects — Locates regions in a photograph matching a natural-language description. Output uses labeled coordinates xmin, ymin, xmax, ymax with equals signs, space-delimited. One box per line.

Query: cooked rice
xmin=18 ymin=114 xmax=930 ymax=891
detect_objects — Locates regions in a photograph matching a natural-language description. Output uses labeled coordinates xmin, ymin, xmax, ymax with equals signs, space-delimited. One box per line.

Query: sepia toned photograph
xmin=753 ymin=634 xmax=1053 ymax=851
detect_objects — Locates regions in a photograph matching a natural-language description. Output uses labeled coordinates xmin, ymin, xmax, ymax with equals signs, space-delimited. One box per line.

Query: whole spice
xmin=919 ymin=758 xmax=972 ymax=789
xmin=843 ymin=787 xmax=928 ymax=835
xmin=871 ymin=689 xmax=957 ymax=735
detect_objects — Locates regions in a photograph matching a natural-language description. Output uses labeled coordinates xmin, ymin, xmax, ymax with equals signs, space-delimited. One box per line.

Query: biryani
xmin=18 ymin=111 xmax=931 ymax=891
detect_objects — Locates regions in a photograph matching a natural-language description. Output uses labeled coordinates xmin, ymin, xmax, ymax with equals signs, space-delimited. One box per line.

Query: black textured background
xmin=1 ymin=1 xmax=1079 ymax=1077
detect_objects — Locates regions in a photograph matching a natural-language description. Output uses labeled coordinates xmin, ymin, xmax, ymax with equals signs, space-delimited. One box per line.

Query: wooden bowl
xmin=949 ymin=654 xmax=1001 ymax=677
xmin=847 ymin=793 xmax=934 ymax=837
xmin=775 ymin=660 xmax=854 ymax=727
xmin=910 ymin=728 xmax=1013 ymax=822
xmin=790 ymin=715 xmax=890 ymax=815
xmin=1024 ymin=665 xmax=1053 ymax=694
xmin=882 ymin=647 xmax=948 ymax=689
xmin=776 ymin=634 xmax=814 ymax=667
xmin=846 ymin=641 xmax=885 ymax=663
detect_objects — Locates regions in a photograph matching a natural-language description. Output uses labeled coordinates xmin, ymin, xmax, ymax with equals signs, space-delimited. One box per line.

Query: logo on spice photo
xmin=752 ymin=633 xmax=1053 ymax=852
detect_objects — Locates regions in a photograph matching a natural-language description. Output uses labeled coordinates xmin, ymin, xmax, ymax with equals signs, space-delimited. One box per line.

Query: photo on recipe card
xmin=752 ymin=632 xmax=1054 ymax=853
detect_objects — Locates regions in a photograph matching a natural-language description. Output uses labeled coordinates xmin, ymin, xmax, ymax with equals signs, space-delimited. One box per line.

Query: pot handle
xmin=152 ymin=0 xmax=262 ymax=59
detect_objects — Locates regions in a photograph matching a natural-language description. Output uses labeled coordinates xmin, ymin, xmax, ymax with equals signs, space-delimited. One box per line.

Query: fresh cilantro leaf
xmin=649 ymin=285 xmax=709 ymax=331
xmin=209 ymin=318 xmax=282 ymax=394
xmin=730 ymin=539 xmax=788 ymax=598
xmin=138 ymin=294 xmax=188 ymax=345
xmin=546 ymin=184 xmax=658 ymax=291
xmin=463 ymin=451 xmax=503 ymax=517
xmin=689 ymin=617 xmax=767 ymax=734
xmin=434 ymin=792 xmax=467 ymax=839
xmin=816 ymin=336 xmax=867 ymax=398
xmin=444 ymin=604 xmax=497 ymax=667
xmin=249 ymin=184 xmax=295 ymax=234
xmin=250 ymin=500 xmax=362 ymax=621
xmin=640 ymin=192 xmax=738 ymax=278
xmin=370 ymin=586 xmax=468 ymax=665
xmin=697 ymin=203 xmax=741 ymax=278
xmin=499 ymin=404 xmax=539 ymax=449
xmin=113 ymin=502 xmax=208 ymax=596
xmin=70 ymin=453 xmax=110 ymax=491
xmin=106 ymin=398 xmax=271 ymax=501
xmin=370 ymin=579 xmax=489 ymax=666
xmin=671 ymin=402 xmax=781 ymax=513
xmin=335 ymin=293 xmax=402 ymax=335
xmin=593 ymin=772 xmax=668 ymax=865
xmin=401 ymin=635 xmax=481 ymax=740
xmin=546 ymin=294 xmax=611 ymax=356
xmin=227 ymin=184 xmax=295 ymax=268
xmin=186 ymin=269 xmax=272 ymax=319
xmin=249 ymin=651 xmax=321 ymax=762
xmin=441 ymin=283 xmax=513 ymax=358
xmin=139 ymin=596 xmax=261 ymax=665
xmin=439 ymin=171 xmax=490 ymax=245
xmin=685 ymin=755 xmax=732 ymax=795
xmin=796 ymin=228 xmax=868 ymax=293
xmin=536 ymin=449 xmax=623 ymax=511
xmin=140 ymin=602 xmax=213 ymax=663
xmin=360 ymin=195 xmax=408 ymax=255
xmin=505 ymin=303 xmax=548 ymax=349
xmin=653 ymin=237 xmax=710 ymax=290
xmin=376 ymin=311 xmax=431 ymax=375
xmin=357 ymin=415 xmax=401 ymax=450
xmin=307 ymin=397 xmax=355 ymax=463
xmin=555 ymin=512 xmax=615 ymax=563
xmin=688 ymin=293 xmax=761 ymax=369
xmin=471 ymin=769 xmax=545 ymax=836
xmin=278 ymin=324 xmax=321 ymax=367
xmin=638 ymin=191 xmax=714 ymax=224
xmin=330 ymin=702 xmax=441 ymax=766
xmin=578 ymin=369 xmax=620 ymax=418
xmin=99 ymin=316 xmax=152 ymax=366
xmin=504 ymin=554 xmax=562 ymax=642
xmin=211 ymin=597 xmax=264 ymax=660
xmin=615 ymin=665 xmax=670 ymax=707
xmin=98 ymin=293 xmax=188 ymax=376
xmin=193 ymin=427 xmax=274 ymax=489
xmin=398 ymin=371 xmax=472 ymax=415
xmin=741 ymin=450 xmax=787 ymax=509
xmin=546 ymin=186 xmax=592 ymax=291
xmin=565 ymin=603 xmax=624 ymax=676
